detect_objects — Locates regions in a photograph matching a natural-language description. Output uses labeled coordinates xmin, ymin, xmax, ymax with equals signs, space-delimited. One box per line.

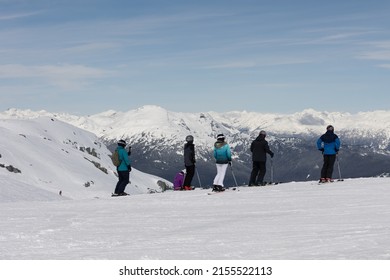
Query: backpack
xmin=173 ymin=171 xmax=185 ymax=190
xmin=111 ymin=149 xmax=121 ymax=167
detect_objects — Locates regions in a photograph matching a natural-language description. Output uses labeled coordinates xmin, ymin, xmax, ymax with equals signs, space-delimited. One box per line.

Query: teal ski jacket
xmin=213 ymin=141 xmax=232 ymax=164
xmin=116 ymin=146 xmax=131 ymax=171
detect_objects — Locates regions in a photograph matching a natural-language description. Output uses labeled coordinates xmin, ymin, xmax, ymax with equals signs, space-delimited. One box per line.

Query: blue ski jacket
xmin=317 ymin=131 xmax=341 ymax=155
xmin=213 ymin=141 xmax=232 ymax=164
xmin=116 ymin=146 xmax=131 ymax=171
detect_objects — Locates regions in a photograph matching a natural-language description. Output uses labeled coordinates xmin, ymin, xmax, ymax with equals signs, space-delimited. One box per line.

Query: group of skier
xmin=113 ymin=125 xmax=341 ymax=195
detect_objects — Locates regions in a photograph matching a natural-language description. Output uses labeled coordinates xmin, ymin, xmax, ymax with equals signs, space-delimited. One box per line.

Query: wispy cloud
xmin=358 ymin=40 xmax=390 ymax=62
xmin=203 ymin=58 xmax=311 ymax=70
xmin=0 ymin=11 xmax=42 ymax=21
xmin=360 ymin=50 xmax=390 ymax=61
xmin=378 ymin=64 xmax=390 ymax=68
xmin=0 ymin=64 xmax=114 ymax=90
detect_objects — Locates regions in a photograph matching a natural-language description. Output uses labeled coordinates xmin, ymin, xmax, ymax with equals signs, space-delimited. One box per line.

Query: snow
xmin=1 ymin=177 xmax=389 ymax=260
xmin=3 ymin=105 xmax=390 ymax=142
xmin=0 ymin=117 xmax=170 ymax=201
xmin=1 ymin=111 xmax=390 ymax=279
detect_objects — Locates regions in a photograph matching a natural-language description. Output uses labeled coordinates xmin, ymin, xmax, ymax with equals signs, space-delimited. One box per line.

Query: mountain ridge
xmin=1 ymin=106 xmax=389 ymax=186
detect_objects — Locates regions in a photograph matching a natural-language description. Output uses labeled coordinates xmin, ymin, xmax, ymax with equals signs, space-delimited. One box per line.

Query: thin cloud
xmin=0 ymin=64 xmax=108 ymax=78
xmin=0 ymin=11 xmax=42 ymax=21
xmin=358 ymin=40 xmax=390 ymax=61
xmin=203 ymin=58 xmax=311 ymax=69
xmin=0 ymin=64 xmax=114 ymax=90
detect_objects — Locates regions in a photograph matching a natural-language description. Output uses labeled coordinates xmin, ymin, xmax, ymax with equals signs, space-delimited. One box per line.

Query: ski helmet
xmin=217 ymin=133 xmax=225 ymax=140
xmin=259 ymin=130 xmax=267 ymax=136
xmin=326 ymin=125 xmax=334 ymax=132
xmin=186 ymin=135 xmax=194 ymax=142
xmin=117 ymin=139 xmax=126 ymax=147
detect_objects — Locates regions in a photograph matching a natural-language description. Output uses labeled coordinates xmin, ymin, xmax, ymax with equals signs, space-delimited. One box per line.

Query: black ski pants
xmin=115 ymin=170 xmax=129 ymax=194
xmin=249 ymin=161 xmax=266 ymax=185
xmin=321 ymin=154 xmax=336 ymax=179
xmin=183 ymin=165 xmax=195 ymax=187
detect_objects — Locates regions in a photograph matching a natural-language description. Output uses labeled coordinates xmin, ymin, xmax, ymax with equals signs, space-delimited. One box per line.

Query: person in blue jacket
xmin=113 ymin=139 xmax=132 ymax=196
xmin=317 ymin=125 xmax=341 ymax=183
xmin=212 ymin=133 xmax=232 ymax=192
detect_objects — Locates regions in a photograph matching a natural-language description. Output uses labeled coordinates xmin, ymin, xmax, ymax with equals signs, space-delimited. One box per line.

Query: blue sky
xmin=1 ymin=0 xmax=390 ymax=114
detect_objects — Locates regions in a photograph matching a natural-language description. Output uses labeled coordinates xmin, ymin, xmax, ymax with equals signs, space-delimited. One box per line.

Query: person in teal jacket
xmin=317 ymin=125 xmax=341 ymax=183
xmin=113 ymin=139 xmax=131 ymax=196
xmin=212 ymin=133 xmax=232 ymax=192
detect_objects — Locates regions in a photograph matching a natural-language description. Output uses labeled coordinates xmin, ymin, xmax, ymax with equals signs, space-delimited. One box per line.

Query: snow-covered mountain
xmin=1 ymin=106 xmax=389 ymax=186
xmin=0 ymin=116 xmax=170 ymax=202
xmin=1 ymin=108 xmax=390 ymax=262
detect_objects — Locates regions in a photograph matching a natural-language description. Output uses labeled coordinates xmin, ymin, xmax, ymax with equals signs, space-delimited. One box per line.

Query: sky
xmin=0 ymin=0 xmax=390 ymax=115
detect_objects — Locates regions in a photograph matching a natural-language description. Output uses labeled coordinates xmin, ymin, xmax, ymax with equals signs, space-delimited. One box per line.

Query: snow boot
xmin=212 ymin=185 xmax=225 ymax=192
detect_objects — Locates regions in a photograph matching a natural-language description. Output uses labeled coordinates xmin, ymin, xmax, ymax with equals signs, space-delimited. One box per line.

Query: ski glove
xmin=319 ymin=148 xmax=324 ymax=152
xmin=128 ymin=165 xmax=132 ymax=172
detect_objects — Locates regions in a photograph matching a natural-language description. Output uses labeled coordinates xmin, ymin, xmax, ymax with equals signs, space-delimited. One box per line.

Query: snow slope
xmin=1 ymin=178 xmax=389 ymax=260
xmin=1 ymin=108 xmax=389 ymax=261
xmin=0 ymin=117 xmax=170 ymax=202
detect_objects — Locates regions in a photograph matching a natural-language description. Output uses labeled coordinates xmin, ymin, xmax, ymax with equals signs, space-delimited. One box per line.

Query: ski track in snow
xmin=1 ymin=178 xmax=390 ymax=260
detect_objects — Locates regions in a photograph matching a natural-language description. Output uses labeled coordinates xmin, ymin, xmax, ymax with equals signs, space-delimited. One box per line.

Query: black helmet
xmin=117 ymin=139 xmax=126 ymax=147
xmin=186 ymin=135 xmax=194 ymax=142
xmin=217 ymin=133 xmax=225 ymax=140
xmin=326 ymin=125 xmax=334 ymax=132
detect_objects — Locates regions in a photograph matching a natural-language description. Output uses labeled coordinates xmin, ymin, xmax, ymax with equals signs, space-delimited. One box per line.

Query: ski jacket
xmin=250 ymin=135 xmax=274 ymax=162
xmin=184 ymin=142 xmax=195 ymax=166
xmin=116 ymin=146 xmax=131 ymax=171
xmin=317 ymin=131 xmax=340 ymax=155
xmin=213 ymin=141 xmax=232 ymax=164
xmin=173 ymin=171 xmax=185 ymax=190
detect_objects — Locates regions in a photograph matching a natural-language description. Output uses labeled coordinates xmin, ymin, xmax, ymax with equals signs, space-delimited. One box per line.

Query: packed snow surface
xmin=1 ymin=177 xmax=389 ymax=260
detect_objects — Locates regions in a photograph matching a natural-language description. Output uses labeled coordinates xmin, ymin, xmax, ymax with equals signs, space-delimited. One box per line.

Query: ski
xmin=207 ymin=191 xmax=224 ymax=195
xmin=316 ymin=179 xmax=344 ymax=185
xmin=249 ymin=182 xmax=281 ymax=187
xmin=207 ymin=187 xmax=238 ymax=195
xmin=111 ymin=193 xmax=130 ymax=197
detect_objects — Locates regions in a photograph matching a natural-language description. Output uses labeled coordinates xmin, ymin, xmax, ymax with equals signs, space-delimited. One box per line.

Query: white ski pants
xmin=213 ymin=163 xmax=228 ymax=186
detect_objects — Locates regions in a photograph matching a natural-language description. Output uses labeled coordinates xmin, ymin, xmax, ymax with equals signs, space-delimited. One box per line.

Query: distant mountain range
xmin=2 ymin=105 xmax=389 ymax=187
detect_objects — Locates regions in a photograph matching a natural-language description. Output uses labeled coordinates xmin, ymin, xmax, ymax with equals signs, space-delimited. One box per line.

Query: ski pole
xmin=336 ymin=155 xmax=344 ymax=181
xmin=270 ymin=158 xmax=274 ymax=184
xmin=195 ymin=167 xmax=202 ymax=188
xmin=229 ymin=163 xmax=239 ymax=187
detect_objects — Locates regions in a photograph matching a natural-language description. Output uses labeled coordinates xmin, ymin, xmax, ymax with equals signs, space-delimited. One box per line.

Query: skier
xmin=249 ymin=130 xmax=274 ymax=186
xmin=317 ymin=125 xmax=341 ymax=183
xmin=183 ymin=135 xmax=196 ymax=190
xmin=113 ymin=139 xmax=132 ymax=196
xmin=173 ymin=169 xmax=186 ymax=191
xmin=212 ymin=133 xmax=232 ymax=192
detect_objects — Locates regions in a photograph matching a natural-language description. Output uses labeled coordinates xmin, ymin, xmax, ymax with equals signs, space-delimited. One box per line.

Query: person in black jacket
xmin=183 ymin=135 xmax=196 ymax=190
xmin=249 ymin=130 xmax=274 ymax=186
